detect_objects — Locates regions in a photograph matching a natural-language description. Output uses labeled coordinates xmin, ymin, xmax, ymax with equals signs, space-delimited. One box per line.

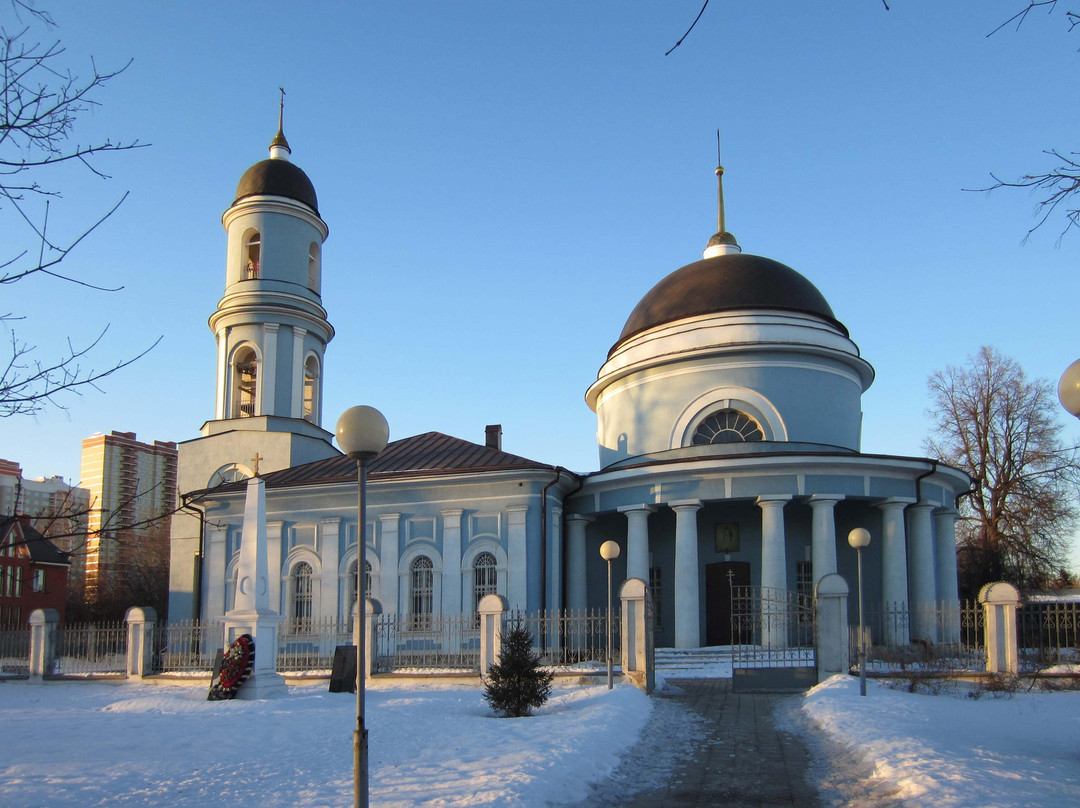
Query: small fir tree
xmin=483 ymin=622 xmax=554 ymax=718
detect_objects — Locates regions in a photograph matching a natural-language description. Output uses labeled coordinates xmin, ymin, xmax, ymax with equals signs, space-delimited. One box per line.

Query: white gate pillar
xmin=814 ymin=573 xmax=850 ymax=683
xmin=980 ymin=582 xmax=1021 ymax=676
xmin=620 ymin=578 xmax=653 ymax=694
xmin=478 ymin=594 xmax=508 ymax=676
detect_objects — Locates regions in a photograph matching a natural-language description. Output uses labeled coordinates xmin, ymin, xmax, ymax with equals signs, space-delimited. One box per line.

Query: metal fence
xmin=372 ymin=611 xmax=481 ymax=672
xmin=153 ymin=619 xmax=219 ymax=674
xmin=278 ymin=617 xmax=353 ymax=672
xmin=511 ymin=608 xmax=617 ymax=669
xmin=54 ymin=621 xmax=127 ymax=676
xmin=0 ymin=628 xmax=29 ymax=676
xmin=731 ymin=585 xmax=815 ymax=669
xmin=858 ymin=601 xmax=985 ymax=672
xmin=1018 ymin=601 xmax=1080 ymax=670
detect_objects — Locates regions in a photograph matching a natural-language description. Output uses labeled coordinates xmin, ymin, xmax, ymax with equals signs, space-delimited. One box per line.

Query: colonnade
xmin=565 ymin=496 xmax=961 ymax=649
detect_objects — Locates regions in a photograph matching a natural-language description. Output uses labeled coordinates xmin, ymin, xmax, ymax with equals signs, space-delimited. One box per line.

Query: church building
xmin=168 ymin=121 xmax=970 ymax=650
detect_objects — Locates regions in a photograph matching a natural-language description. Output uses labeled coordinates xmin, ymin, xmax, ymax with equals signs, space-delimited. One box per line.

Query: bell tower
xmin=210 ymin=96 xmax=333 ymax=425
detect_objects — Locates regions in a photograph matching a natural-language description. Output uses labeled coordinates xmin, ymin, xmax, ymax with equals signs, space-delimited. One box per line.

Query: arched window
xmin=473 ymin=552 xmax=498 ymax=612
xmin=292 ymin=562 xmax=313 ymax=627
xmin=308 ymin=242 xmax=320 ymax=291
xmin=244 ymin=231 xmax=261 ymax=279
xmin=302 ymin=355 xmax=319 ymax=423
xmin=692 ymin=409 xmax=765 ymax=444
xmin=231 ymin=346 xmax=258 ymax=418
xmin=410 ymin=556 xmax=433 ymax=630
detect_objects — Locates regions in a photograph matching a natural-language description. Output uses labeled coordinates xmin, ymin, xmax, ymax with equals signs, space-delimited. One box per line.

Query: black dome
xmin=614 ymin=253 xmax=844 ymax=355
xmin=234 ymin=159 xmax=319 ymax=214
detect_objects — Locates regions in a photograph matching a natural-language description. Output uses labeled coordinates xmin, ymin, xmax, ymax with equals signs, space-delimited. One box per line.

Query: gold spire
xmin=269 ymin=87 xmax=291 ymax=157
xmin=704 ymin=130 xmax=739 ymax=258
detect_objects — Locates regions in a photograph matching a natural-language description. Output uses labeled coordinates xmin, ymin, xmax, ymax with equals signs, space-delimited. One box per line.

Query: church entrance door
xmin=705 ymin=561 xmax=750 ymax=646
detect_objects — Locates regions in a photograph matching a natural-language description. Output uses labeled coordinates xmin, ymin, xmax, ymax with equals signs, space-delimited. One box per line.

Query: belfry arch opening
xmin=231 ymin=345 xmax=259 ymax=418
xmin=243 ymin=230 xmax=261 ymax=279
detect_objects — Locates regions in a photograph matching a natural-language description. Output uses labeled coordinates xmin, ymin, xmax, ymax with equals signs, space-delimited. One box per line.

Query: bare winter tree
xmin=1 ymin=3 xmax=155 ymax=417
xmin=925 ymin=346 xmax=1080 ymax=597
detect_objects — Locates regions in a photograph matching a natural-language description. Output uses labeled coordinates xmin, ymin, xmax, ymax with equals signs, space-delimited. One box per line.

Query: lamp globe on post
xmin=1059 ymin=359 xmax=1080 ymax=420
xmin=599 ymin=540 xmax=621 ymax=690
xmin=335 ymin=405 xmax=389 ymax=808
xmin=847 ymin=527 xmax=871 ymax=697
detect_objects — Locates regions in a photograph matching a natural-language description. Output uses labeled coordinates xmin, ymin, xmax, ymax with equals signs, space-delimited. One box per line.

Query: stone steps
xmin=655 ymin=646 xmax=734 ymax=670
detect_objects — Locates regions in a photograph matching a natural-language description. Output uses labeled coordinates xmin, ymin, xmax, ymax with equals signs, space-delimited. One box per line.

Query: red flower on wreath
xmin=219 ymin=635 xmax=253 ymax=690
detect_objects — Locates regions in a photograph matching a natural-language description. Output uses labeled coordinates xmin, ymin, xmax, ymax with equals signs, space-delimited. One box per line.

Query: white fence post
xmin=619 ymin=578 xmax=653 ymax=693
xmin=814 ymin=574 xmax=850 ymax=683
xmin=125 ymin=607 xmax=158 ymax=679
xmin=980 ymin=582 xmax=1021 ymax=675
xmin=364 ymin=598 xmax=382 ymax=680
xmin=28 ymin=608 xmax=59 ymax=678
xmin=478 ymin=594 xmax=507 ymax=676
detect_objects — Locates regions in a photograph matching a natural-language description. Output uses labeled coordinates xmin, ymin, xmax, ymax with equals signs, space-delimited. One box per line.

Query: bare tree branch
xmin=0 ymin=327 xmax=162 ymax=417
xmin=0 ymin=8 xmax=155 ymax=415
xmin=665 ymin=0 xmax=710 ymax=56
xmin=968 ymin=150 xmax=1080 ymax=243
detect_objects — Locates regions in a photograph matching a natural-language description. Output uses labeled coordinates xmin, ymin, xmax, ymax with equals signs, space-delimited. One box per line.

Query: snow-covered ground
xmin=800 ymin=674 xmax=1080 ymax=808
xmin=1 ymin=673 xmax=1079 ymax=807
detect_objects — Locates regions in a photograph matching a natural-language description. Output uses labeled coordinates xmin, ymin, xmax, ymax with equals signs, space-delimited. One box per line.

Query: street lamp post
xmin=847 ymin=527 xmax=871 ymax=697
xmin=336 ymin=405 xmax=389 ymax=808
xmin=599 ymin=540 xmax=621 ymax=690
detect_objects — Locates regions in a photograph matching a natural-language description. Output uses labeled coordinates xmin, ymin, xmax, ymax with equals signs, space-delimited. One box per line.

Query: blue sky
xmin=4 ymin=1 xmax=1079 ymax=560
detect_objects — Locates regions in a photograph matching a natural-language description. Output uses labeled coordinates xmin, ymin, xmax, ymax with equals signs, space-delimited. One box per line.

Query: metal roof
xmin=200 ymin=431 xmax=558 ymax=496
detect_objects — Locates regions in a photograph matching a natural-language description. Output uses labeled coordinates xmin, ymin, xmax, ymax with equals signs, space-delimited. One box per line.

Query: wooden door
xmin=705 ymin=561 xmax=751 ymax=646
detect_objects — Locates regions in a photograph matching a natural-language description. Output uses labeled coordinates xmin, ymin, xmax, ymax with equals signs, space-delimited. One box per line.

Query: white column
xmin=205 ymin=526 xmax=227 ymax=621
xmin=214 ymin=328 xmax=228 ymax=420
xmin=879 ymin=498 xmax=913 ymax=645
xmin=757 ymin=495 xmax=792 ymax=648
xmin=618 ymin=504 xmax=654 ymax=583
xmin=318 ymin=518 xmax=340 ymax=621
xmin=441 ymin=509 xmax=463 ymax=614
xmin=262 ymin=323 xmax=278 ymax=417
xmin=291 ymin=326 xmax=307 ymax=418
xmin=809 ymin=495 xmax=842 ymax=582
xmin=548 ymin=506 xmax=563 ymax=614
xmin=267 ymin=521 xmax=283 ymax=613
xmin=378 ymin=513 xmax=400 ymax=616
xmin=906 ymin=503 xmax=936 ymax=642
xmin=506 ymin=505 xmax=529 ymax=610
xmin=565 ymin=515 xmax=592 ymax=612
xmin=671 ymin=500 xmax=702 ymax=649
xmin=757 ymin=495 xmax=791 ymax=592
xmin=934 ymin=508 xmax=961 ymax=643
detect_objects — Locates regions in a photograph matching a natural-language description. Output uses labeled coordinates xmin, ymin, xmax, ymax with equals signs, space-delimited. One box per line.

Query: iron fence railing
xmin=731 ymin=585 xmax=815 ymax=669
xmin=0 ymin=628 xmax=30 ymax=676
xmin=152 ymin=619 xmax=219 ymax=674
xmin=54 ymin=621 xmax=127 ymax=676
xmin=511 ymin=608 xmax=617 ymax=669
xmin=857 ymin=601 xmax=985 ymax=672
xmin=373 ymin=611 xmax=481 ymax=672
xmin=278 ymin=617 xmax=353 ymax=672
xmin=1017 ymin=600 xmax=1080 ymax=670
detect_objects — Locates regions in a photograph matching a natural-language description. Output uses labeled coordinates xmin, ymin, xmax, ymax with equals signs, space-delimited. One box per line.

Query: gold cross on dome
xmin=251 ymin=452 xmax=263 ymax=477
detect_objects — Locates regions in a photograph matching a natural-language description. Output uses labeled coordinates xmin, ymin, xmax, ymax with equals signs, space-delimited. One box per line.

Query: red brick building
xmin=0 ymin=516 xmax=70 ymax=628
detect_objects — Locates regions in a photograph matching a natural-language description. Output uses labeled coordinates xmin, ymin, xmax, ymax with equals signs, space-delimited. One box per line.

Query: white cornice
xmin=222 ymin=196 xmax=329 ymax=240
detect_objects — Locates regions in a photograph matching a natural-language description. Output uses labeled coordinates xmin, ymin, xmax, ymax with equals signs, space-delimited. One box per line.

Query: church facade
xmin=168 ymin=126 xmax=970 ymax=649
